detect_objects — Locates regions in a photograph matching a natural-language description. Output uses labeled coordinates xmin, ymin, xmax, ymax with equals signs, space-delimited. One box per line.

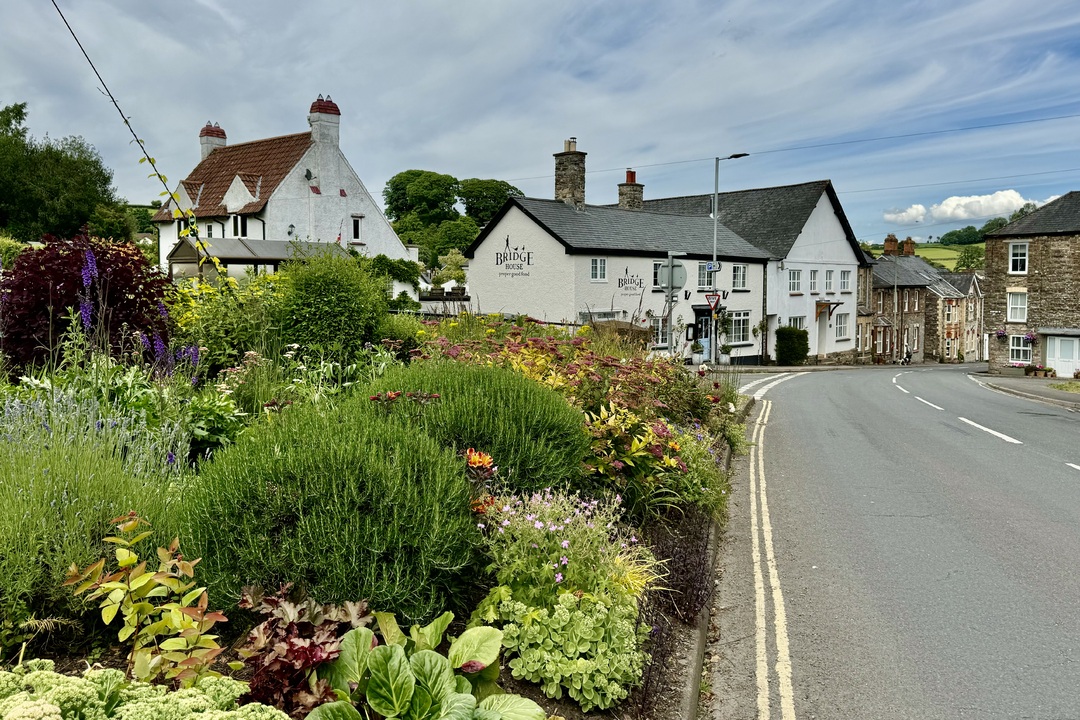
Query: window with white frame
xmin=1009 ymin=242 xmax=1028 ymax=274
xmin=697 ymin=262 xmax=709 ymax=289
xmin=840 ymin=269 xmax=851 ymax=291
xmin=652 ymin=262 xmax=663 ymax=288
xmin=204 ymin=222 xmax=212 ymax=238
xmin=650 ymin=317 xmax=669 ymax=347
xmin=1007 ymin=292 xmax=1027 ymax=322
xmin=825 ymin=270 xmax=834 ymax=292
xmin=875 ymin=328 xmax=883 ymax=354
xmin=590 ymin=258 xmax=607 ymax=282
xmin=352 ymin=216 xmax=364 ymax=241
xmin=877 ymin=291 xmax=883 ymax=313
xmin=788 ymin=316 xmax=805 ymax=330
xmin=809 ymin=269 xmax=818 ymax=293
xmin=913 ymin=291 xmax=919 ymax=311
xmin=729 ymin=310 xmax=751 ymax=343
xmin=1009 ymin=335 xmax=1031 ymax=363
xmin=944 ymin=301 xmax=955 ymax=322
xmin=231 ymin=215 xmax=248 ymax=238
xmin=732 ymin=264 xmax=747 ymax=290
xmin=788 ymin=269 xmax=802 ymax=293
xmin=913 ymin=324 xmax=920 ymax=351
xmin=903 ymin=289 xmax=909 ymax=311
xmin=835 ymin=312 xmax=849 ymax=339
xmin=945 ymin=338 xmax=953 ymax=358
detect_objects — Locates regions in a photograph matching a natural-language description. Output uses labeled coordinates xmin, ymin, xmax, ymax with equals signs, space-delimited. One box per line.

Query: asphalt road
xmin=710 ymin=365 xmax=1080 ymax=720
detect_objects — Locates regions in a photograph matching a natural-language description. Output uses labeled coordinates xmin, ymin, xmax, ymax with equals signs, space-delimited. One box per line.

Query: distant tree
xmin=1009 ymin=202 xmax=1037 ymax=222
xmin=88 ymin=203 xmax=136 ymax=242
xmin=128 ymin=206 xmax=156 ymax=234
xmin=978 ymin=216 xmax=1009 ymax=236
xmin=953 ymin=244 xmax=985 ymax=271
xmin=382 ymin=169 xmax=460 ymax=225
xmin=0 ymin=102 xmax=120 ymax=243
xmin=458 ymin=178 xmax=523 ymax=226
xmin=432 ymin=248 xmax=468 ymax=287
xmin=938 ymin=225 xmax=981 ymax=246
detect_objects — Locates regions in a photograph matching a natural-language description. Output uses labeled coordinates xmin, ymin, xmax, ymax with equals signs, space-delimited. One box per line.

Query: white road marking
xmin=750 ymin=372 xmax=809 ymax=399
xmin=896 ymin=385 xmax=910 ymax=394
xmin=1067 ymin=463 xmax=1080 ymax=472
xmin=749 ymin=401 xmax=798 ymax=719
xmin=958 ymin=417 xmax=1023 ymax=444
xmin=915 ymin=396 xmax=944 ymax=410
xmin=738 ymin=373 xmax=789 ymax=394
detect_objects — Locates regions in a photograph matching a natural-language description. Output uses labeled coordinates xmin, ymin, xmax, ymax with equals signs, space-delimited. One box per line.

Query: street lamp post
xmin=711 ymin=153 xmax=749 ymax=365
xmin=667 ymin=250 xmax=686 ymax=358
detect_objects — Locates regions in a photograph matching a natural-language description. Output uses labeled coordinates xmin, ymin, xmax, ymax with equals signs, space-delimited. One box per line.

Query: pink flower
xmin=561 ymin=540 xmax=569 ymax=549
xmin=555 ymin=573 xmax=563 ymax=583
xmin=560 ymin=556 xmax=568 ymax=566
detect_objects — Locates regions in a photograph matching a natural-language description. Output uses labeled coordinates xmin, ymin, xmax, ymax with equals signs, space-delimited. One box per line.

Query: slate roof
xmin=871 ymin=254 xmax=964 ymax=297
xmin=939 ymin=272 xmax=979 ymax=295
xmin=167 ymin=237 xmax=347 ymax=263
xmin=152 ymin=132 xmax=313 ymax=222
xmin=467 ymin=197 xmax=769 ymax=261
xmin=625 ymin=180 xmax=863 ymax=261
xmin=985 ymin=191 xmax=1080 ymax=237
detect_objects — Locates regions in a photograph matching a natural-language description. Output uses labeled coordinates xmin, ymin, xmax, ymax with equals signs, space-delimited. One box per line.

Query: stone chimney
xmin=199 ymin=122 xmax=226 ymax=160
xmin=618 ymin=169 xmax=643 ymax=210
xmin=554 ymin=137 xmax=586 ymax=209
xmin=883 ymin=233 xmax=899 ymax=256
xmin=307 ymin=94 xmax=341 ymax=147
xmin=903 ymin=237 xmax=916 ymax=256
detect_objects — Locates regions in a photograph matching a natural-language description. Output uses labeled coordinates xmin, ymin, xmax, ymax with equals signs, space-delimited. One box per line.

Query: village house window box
xmin=1000 ymin=364 xmax=1026 ymax=377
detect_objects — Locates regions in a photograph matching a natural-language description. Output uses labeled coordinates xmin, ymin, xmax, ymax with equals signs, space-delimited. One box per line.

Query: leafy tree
xmin=938 ymin=225 xmax=981 ymax=246
xmin=0 ymin=102 xmax=120 ymax=243
xmin=459 ymin=178 xmax=523 ymax=226
xmin=88 ymin=203 xmax=136 ymax=242
xmin=953 ymin=244 xmax=985 ymax=271
xmin=431 ymin=248 xmax=467 ymax=287
xmin=383 ymin=169 xmax=459 ymax=225
xmin=978 ymin=216 xmax=1009 ymax=236
xmin=1010 ymin=202 xmax=1037 ymax=222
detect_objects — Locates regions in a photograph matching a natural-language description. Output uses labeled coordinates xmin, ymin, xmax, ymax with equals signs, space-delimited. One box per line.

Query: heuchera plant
xmin=236 ymin=584 xmax=372 ymax=717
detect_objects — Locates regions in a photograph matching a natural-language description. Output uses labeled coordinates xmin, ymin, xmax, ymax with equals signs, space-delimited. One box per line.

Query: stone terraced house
xmin=985 ymin=192 xmax=1080 ymax=377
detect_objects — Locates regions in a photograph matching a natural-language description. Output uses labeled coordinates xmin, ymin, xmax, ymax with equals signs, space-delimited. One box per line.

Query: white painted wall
xmin=765 ymin=192 xmax=861 ymax=359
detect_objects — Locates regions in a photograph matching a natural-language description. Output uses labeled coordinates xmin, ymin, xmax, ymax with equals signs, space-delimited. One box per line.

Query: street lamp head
xmin=726 ymin=152 xmax=749 ymax=160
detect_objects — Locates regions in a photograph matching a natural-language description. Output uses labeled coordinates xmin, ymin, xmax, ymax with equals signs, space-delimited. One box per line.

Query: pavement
xmin=702 ymin=362 xmax=1080 ymax=411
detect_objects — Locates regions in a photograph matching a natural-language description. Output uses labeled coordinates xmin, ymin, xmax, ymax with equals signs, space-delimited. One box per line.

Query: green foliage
xmin=318 ymin=613 xmax=542 ymax=720
xmin=377 ymin=314 xmax=424 ymax=356
xmin=182 ymin=392 xmax=479 ymax=621
xmin=0 ymin=663 xmax=285 ymax=720
xmin=383 ymin=170 xmax=461 ymax=226
xmin=365 ymin=362 xmax=590 ymax=493
xmin=938 ymin=225 xmax=981 ymax=246
xmin=953 ymin=244 xmax=985 ymax=271
xmin=0 ymin=103 xmax=119 ymax=244
xmin=432 ymin=249 xmax=468 ymax=287
xmin=480 ymin=589 xmax=649 ymax=712
xmin=458 ymin=179 xmax=523 ymax=227
xmin=668 ymin=427 xmax=730 ymax=519
xmin=1010 ymin=202 xmax=1037 ymax=221
xmin=279 ymin=252 xmax=387 ymax=362
xmin=0 ymin=391 xmax=180 ymax=645
xmin=0 ymin=236 xmax=26 ymax=272
xmin=774 ymin=326 xmax=809 ymax=366
xmin=168 ymin=273 xmax=286 ymax=375
xmin=0 ymin=234 xmax=171 ymax=371
xmin=87 ymin=204 xmax=136 ymax=243
xmin=366 ymin=254 xmax=422 ymax=289
xmin=64 ymin=514 xmax=227 ymax=686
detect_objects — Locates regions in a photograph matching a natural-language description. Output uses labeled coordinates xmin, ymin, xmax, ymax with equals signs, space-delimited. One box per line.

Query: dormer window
xmin=232 ymin=215 xmax=248 ymax=238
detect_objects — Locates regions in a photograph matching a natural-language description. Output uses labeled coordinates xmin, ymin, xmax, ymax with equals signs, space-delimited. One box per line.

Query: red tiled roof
xmin=152 ymin=132 xmax=313 ymax=222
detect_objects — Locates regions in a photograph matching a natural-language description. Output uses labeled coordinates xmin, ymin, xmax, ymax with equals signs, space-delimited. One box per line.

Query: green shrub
xmin=0 ymin=393 xmax=179 ymax=648
xmin=366 ymin=362 xmax=590 ymax=492
xmin=279 ymin=253 xmax=387 ymax=361
xmin=182 ymin=393 xmax=478 ymax=622
xmin=376 ymin=313 xmax=423 ymax=356
xmin=0 ymin=236 xmax=27 ymax=273
xmin=774 ymin=326 xmax=809 ymax=366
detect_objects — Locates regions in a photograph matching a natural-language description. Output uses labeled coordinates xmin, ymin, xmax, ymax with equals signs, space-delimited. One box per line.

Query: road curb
xmin=983 ymin=380 xmax=1080 ymax=411
xmin=675 ymin=394 xmax=757 ymax=720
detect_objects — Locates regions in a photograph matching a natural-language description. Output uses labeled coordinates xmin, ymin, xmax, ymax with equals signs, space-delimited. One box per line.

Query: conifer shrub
xmin=182 ymin=393 xmax=479 ymax=623
xmin=278 ymin=252 xmax=387 ymax=361
xmin=0 ymin=234 xmax=170 ymax=370
xmin=365 ymin=362 xmax=590 ymax=492
xmin=775 ymin=326 xmax=810 ymax=366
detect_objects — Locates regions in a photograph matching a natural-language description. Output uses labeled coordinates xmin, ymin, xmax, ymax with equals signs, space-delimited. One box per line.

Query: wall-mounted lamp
xmin=779 ymin=260 xmax=785 ymax=271
xmin=287 ymin=224 xmax=295 ymax=237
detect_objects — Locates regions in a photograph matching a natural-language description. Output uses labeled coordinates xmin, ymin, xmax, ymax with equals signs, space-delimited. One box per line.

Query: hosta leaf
xmin=306 ymin=701 xmax=364 ymax=720
xmin=448 ymin=627 xmax=502 ymax=670
xmin=366 ymin=643 xmax=415 ymax=718
xmin=436 ymin=692 xmax=476 ymax=720
xmin=405 ymin=685 xmax=432 ymax=720
xmin=477 ymin=694 xmax=546 ymax=720
xmin=410 ymin=650 xmax=454 ymax=704
xmin=322 ymin=626 xmax=375 ymax=694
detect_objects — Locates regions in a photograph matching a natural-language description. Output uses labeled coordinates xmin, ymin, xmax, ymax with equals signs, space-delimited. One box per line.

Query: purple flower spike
xmin=79 ymin=299 xmax=92 ymax=329
xmin=139 ymin=332 xmax=151 ymax=351
xmin=153 ymin=333 xmax=167 ymax=360
xmin=81 ymin=248 xmax=99 ymax=287
xmin=166 ymin=451 xmax=176 ymax=465
xmin=158 ymin=301 xmax=169 ymax=319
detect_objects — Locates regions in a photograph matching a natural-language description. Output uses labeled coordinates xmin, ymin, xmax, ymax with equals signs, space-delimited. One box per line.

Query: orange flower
xmin=465 ymin=447 xmax=494 ymax=469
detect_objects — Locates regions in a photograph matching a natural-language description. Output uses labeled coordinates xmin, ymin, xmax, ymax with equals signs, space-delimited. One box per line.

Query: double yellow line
xmin=749 ymin=399 xmax=797 ymax=719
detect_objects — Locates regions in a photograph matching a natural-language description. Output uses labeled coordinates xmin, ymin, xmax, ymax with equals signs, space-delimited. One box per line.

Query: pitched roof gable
xmin=153 ymin=132 xmax=313 ymax=222
xmin=466 ymin=197 xmax=769 ymax=262
xmin=871 ymin=254 xmax=963 ymax=297
xmin=986 ymin=191 xmax=1080 ymax=237
xmin=630 ymin=180 xmax=864 ymax=262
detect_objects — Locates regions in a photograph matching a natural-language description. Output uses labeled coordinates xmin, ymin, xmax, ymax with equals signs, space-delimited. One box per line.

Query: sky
xmin=4 ymin=0 xmax=1080 ymax=244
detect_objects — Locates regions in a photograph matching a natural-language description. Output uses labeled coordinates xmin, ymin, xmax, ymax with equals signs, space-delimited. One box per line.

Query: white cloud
xmin=883 ymin=204 xmax=927 ymax=225
xmin=928 ymin=189 xmax=1032 ymax=221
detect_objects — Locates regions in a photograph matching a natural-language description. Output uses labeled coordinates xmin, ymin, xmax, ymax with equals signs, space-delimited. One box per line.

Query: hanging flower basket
xmin=1023 ymin=331 xmax=1039 ymax=346
xmin=994 ymin=328 xmax=1007 ymax=340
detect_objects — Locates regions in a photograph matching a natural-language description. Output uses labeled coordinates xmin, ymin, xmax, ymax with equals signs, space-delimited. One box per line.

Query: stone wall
xmin=985 ymin=233 xmax=1080 ymax=373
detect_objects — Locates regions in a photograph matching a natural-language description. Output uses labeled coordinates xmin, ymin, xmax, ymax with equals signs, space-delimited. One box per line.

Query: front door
xmin=1047 ymin=336 xmax=1079 ymax=378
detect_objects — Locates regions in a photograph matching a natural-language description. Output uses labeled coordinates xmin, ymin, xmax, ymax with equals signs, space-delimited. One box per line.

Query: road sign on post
xmin=657 ymin=262 xmax=687 ymax=290
xmin=705 ymin=293 xmax=722 ymax=311
xmin=705 ymin=261 xmax=721 ymax=273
